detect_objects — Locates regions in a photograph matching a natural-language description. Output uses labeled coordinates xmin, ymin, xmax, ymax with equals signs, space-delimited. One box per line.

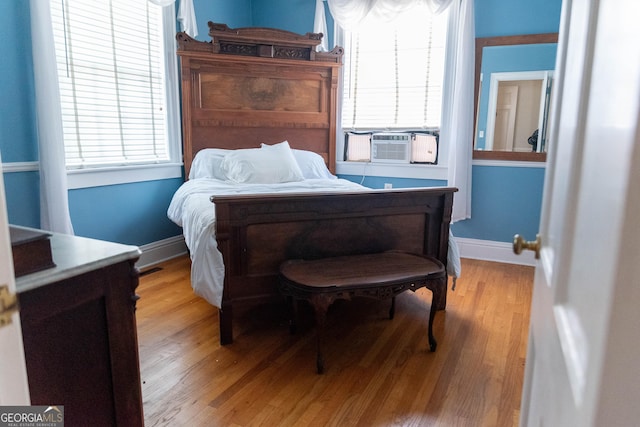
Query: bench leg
xmin=427 ymin=299 xmax=437 ymax=352
xmin=427 ymin=277 xmax=446 ymax=352
xmin=219 ymin=304 xmax=233 ymax=345
xmin=389 ymin=296 xmax=396 ymax=320
xmin=315 ymin=309 xmax=326 ymax=374
xmin=435 ymin=279 xmax=447 ymax=311
xmin=286 ymin=296 xmax=298 ymax=335
xmin=310 ymin=294 xmax=333 ymax=374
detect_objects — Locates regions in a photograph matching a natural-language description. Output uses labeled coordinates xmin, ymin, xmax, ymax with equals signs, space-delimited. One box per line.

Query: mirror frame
xmin=473 ymin=33 xmax=559 ymax=162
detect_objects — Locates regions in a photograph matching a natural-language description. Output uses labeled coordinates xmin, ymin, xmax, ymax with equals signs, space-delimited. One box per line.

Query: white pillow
xmin=189 ymin=148 xmax=230 ymax=180
xmin=292 ymin=149 xmax=337 ymax=180
xmin=261 ymin=142 xmax=336 ymax=180
xmin=221 ymin=142 xmax=304 ymax=184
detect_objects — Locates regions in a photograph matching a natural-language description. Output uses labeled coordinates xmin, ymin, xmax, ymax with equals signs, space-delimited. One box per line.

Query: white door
xmin=519 ymin=0 xmax=640 ymax=425
xmin=493 ymin=84 xmax=518 ymax=151
xmin=0 ymin=157 xmax=30 ymax=405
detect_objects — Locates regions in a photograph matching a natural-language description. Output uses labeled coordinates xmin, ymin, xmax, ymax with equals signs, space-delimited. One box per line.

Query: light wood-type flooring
xmin=137 ymin=256 xmax=533 ymax=427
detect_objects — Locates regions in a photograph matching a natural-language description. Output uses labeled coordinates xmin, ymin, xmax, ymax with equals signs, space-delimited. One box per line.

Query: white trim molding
xmin=0 ymin=162 xmax=184 ymax=189
xmin=455 ymin=236 xmax=537 ymax=266
xmin=67 ymin=163 xmax=183 ymax=189
xmin=136 ymin=235 xmax=187 ymax=270
xmin=1 ymin=162 xmax=39 ymax=173
xmin=336 ymin=161 xmax=448 ymax=180
xmin=472 ymin=159 xmax=546 ymax=168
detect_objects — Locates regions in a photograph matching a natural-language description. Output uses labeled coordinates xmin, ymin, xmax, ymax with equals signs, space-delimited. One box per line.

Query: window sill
xmin=336 ymin=161 xmax=448 ymax=181
xmin=472 ymin=159 xmax=546 ymax=168
xmin=67 ymin=163 xmax=183 ymax=189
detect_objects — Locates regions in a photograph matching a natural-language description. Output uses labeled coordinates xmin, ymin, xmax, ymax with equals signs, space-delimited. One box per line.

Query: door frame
xmin=0 ymin=161 xmax=31 ymax=405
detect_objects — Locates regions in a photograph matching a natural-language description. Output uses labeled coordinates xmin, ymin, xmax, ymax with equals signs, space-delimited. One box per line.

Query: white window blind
xmin=341 ymin=5 xmax=448 ymax=130
xmin=50 ymin=0 xmax=174 ymax=169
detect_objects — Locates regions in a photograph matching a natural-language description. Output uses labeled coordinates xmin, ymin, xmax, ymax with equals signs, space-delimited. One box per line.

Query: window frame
xmin=53 ymin=2 xmax=183 ymax=189
xmin=334 ymin=15 xmax=449 ymax=181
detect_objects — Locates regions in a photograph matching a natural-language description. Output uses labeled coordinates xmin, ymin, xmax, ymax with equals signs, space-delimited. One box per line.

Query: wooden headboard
xmin=176 ymin=22 xmax=344 ymax=178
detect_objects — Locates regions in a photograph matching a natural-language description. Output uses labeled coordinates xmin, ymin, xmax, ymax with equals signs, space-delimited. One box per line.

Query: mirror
xmin=473 ymin=33 xmax=558 ymax=161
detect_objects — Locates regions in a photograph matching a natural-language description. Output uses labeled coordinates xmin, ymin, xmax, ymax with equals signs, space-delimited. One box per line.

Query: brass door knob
xmin=513 ymin=234 xmax=541 ymax=259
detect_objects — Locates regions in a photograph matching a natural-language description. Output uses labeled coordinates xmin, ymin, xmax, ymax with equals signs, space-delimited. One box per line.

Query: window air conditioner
xmin=371 ymin=133 xmax=411 ymax=163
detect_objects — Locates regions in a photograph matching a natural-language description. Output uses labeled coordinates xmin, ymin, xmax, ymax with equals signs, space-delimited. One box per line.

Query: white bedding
xmin=167 ymin=178 xmax=367 ymax=307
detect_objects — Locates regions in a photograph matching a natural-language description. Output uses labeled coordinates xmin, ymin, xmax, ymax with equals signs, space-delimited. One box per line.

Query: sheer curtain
xmin=441 ymin=0 xmax=474 ymax=222
xmin=314 ymin=0 xmax=329 ymax=52
xmin=177 ymin=0 xmax=198 ymax=38
xmin=150 ymin=0 xmax=197 ymax=37
xmin=319 ymin=0 xmax=474 ymax=222
xmin=327 ymin=0 xmax=454 ymax=28
xmin=30 ymin=0 xmax=74 ymax=234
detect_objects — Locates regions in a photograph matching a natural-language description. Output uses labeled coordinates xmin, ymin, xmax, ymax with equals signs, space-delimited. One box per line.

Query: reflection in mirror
xmin=473 ymin=34 xmax=558 ymax=161
xmin=481 ymin=70 xmax=554 ymax=153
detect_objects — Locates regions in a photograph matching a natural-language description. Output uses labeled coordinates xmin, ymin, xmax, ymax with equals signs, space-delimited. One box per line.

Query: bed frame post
xmin=219 ymin=305 xmax=233 ymax=345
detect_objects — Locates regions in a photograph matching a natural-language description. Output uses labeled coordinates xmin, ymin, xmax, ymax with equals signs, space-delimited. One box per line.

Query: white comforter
xmin=167 ymin=178 xmax=367 ymax=307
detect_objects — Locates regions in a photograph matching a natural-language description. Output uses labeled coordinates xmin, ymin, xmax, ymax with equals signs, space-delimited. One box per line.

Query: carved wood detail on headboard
xmin=176 ymin=23 xmax=343 ymax=178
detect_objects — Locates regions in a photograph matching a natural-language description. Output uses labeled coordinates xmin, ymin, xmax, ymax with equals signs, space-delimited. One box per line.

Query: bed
xmin=171 ymin=23 xmax=457 ymax=345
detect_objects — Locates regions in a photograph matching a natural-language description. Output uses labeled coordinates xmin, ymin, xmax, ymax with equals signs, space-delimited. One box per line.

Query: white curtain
xmin=441 ymin=0 xmax=474 ymax=222
xmin=326 ymin=0 xmax=454 ymax=28
xmin=318 ymin=0 xmax=473 ymax=222
xmin=177 ymin=0 xmax=198 ymax=38
xmin=314 ymin=0 xmax=329 ymax=52
xmin=149 ymin=0 xmax=198 ymax=38
xmin=29 ymin=0 xmax=74 ymax=235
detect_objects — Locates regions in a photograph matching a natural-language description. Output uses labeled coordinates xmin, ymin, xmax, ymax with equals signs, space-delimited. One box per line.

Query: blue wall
xmin=475 ymin=0 xmax=562 ymax=38
xmin=453 ymin=166 xmax=544 ymax=241
xmin=0 ymin=1 xmax=38 ymax=163
xmin=0 ymin=0 xmax=562 ymax=249
xmin=3 ymin=172 xmax=40 ymax=228
xmin=68 ymin=179 xmax=184 ymax=245
xmin=0 ymin=1 xmax=40 ymax=229
xmin=251 ymin=0 xmax=316 ymax=35
xmin=192 ymin=0 xmax=252 ymax=41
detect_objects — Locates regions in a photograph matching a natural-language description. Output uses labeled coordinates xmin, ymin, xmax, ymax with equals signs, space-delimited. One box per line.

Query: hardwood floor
xmin=136 ymin=256 xmax=533 ymax=427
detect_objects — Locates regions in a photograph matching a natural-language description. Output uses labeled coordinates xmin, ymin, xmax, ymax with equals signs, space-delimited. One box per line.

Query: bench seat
xmin=279 ymin=251 xmax=447 ymax=373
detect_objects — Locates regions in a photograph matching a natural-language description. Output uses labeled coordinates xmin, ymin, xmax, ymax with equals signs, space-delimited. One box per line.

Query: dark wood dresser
xmin=14 ymin=227 xmax=144 ymax=426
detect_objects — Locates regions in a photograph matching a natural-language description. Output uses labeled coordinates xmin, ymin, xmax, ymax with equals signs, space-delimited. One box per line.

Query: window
xmin=50 ymin=0 xmax=181 ymax=182
xmin=340 ymin=4 xmax=448 ymax=164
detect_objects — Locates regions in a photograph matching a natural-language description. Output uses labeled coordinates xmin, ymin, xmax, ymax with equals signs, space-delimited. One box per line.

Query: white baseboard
xmin=455 ymin=236 xmax=537 ymax=266
xmin=136 ymin=235 xmax=187 ymax=270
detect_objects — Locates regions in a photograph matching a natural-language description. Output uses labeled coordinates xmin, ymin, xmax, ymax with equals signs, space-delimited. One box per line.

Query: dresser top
xmin=14 ymin=226 xmax=141 ymax=293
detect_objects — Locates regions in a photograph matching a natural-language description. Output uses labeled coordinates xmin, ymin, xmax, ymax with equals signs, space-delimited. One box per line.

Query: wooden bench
xmin=279 ymin=251 xmax=447 ymax=374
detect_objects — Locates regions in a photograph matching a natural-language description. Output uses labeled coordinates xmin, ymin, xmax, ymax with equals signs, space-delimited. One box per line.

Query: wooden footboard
xmin=213 ymin=187 xmax=457 ymax=344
